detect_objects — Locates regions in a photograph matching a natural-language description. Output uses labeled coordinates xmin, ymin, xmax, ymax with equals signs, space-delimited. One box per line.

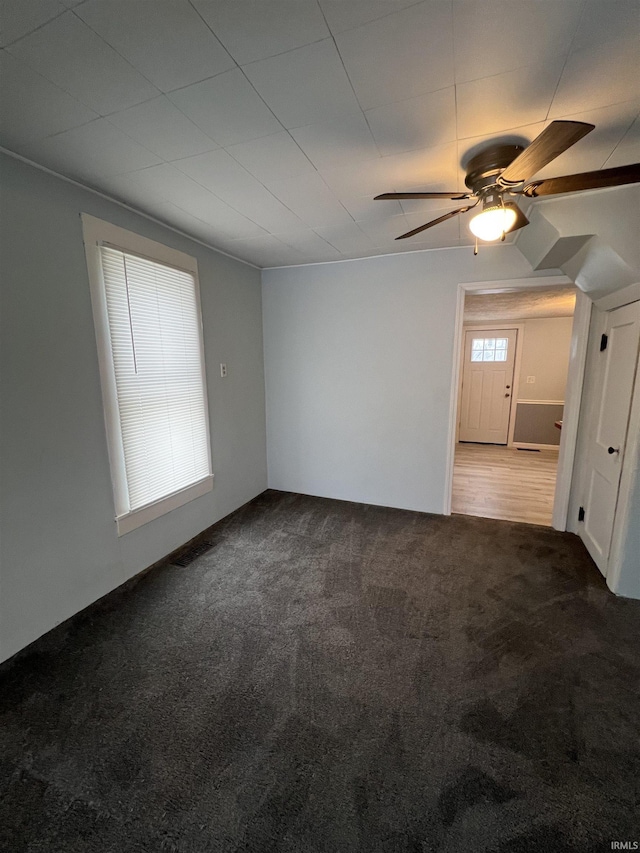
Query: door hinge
xmin=578 ymin=506 xmax=585 ymax=522
xmin=600 ymin=333 xmax=608 ymax=351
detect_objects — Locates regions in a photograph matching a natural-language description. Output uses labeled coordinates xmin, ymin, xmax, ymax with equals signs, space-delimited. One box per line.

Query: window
xmin=83 ymin=215 xmax=213 ymax=535
xmin=471 ymin=337 xmax=508 ymax=362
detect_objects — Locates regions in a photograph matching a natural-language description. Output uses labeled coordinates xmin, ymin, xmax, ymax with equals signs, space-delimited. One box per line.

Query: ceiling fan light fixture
xmin=469 ymin=204 xmax=517 ymax=242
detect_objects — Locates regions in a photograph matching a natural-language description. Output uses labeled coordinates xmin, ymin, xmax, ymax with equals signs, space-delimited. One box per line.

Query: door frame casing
xmin=457 ymin=323 xmax=524 ymax=446
xmin=444 ymin=275 xmax=589 ymax=532
xmin=569 ymin=293 xmax=640 ymax=594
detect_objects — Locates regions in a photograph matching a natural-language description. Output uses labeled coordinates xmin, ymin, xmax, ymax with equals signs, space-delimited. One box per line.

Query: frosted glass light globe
xmin=469 ymin=206 xmax=517 ymax=241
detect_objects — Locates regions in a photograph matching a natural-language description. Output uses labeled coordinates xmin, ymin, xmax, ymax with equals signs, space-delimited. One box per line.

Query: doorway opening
xmin=451 ymin=284 xmax=578 ymax=526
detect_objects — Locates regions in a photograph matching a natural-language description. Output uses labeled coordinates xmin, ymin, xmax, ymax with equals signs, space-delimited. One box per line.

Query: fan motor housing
xmin=464 ymin=144 xmax=525 ymax=193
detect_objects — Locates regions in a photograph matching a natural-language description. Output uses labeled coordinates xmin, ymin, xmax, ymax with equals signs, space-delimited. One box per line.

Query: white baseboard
xmin=512 ymin=442 xmax=560 ymax=451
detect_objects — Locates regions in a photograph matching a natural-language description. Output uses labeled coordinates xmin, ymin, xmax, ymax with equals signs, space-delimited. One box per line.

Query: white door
xmin=579 ymin=301 xmax=640 ymax=575
xmin=459 ymin=329 xmax=518 ymax=444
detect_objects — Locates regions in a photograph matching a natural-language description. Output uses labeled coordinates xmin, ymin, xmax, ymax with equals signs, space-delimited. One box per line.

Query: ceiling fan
xmin=374 ymin=121 xmax=640 ymax=244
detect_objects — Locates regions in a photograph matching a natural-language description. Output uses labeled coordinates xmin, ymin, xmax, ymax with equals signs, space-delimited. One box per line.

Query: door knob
xmin=608 ymin=446 xmax=620 ymax=455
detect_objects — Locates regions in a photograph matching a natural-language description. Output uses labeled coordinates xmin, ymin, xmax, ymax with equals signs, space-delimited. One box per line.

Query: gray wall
xmin=263 ymin=247 xmax=557 ymax=514
xmin=0 ymin=154 xmax=267 ymax=663
xmin=513 ymin=403 xmax=564 ymax=446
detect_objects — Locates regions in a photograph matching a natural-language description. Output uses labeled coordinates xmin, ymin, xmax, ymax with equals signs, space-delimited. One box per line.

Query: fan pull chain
xmin=474 ymin=236 xmax=478 ymax=256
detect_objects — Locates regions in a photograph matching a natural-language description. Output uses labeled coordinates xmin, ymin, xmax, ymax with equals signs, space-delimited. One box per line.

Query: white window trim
xmin=82 ymin=214 xmax=213 ymax=535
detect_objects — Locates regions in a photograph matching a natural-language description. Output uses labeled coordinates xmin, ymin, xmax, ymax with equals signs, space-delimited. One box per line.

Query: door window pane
xmin=471 ymin=335 xmax=509 ymax=363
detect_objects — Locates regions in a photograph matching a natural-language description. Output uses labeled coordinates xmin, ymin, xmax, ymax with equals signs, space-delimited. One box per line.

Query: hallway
xmin=452 ymin=442 xmax=559 ymax=526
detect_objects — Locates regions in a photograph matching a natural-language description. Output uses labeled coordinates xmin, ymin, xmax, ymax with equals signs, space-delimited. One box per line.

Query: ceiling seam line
xmin=68 ymin=7 xmax=162 ymax=97
xmin=1 ymin=9 xmax=68 ymax=49
xmin=542 ymin=0 xmax=589 ymax=122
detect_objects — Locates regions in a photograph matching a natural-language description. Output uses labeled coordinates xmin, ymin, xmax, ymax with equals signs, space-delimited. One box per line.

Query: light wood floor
xmin=452 ymin=442 xmax=559 ymax=526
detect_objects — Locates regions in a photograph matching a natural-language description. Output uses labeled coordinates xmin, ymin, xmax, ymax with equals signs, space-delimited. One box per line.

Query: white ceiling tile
xmin=272 ymin=228 xmax=342 ymax=261
xmin=365 ymin=87 xmax=456 ymax=156
xmin=291 ymin=112 xmax=378 ymax=170
xmin=319 ymin=142 xmax=460 ymax=203
xmin=605 ymin=114 xmax=640 ymax=169
xmin=24 ymin=119 xmax=161 ymax=185
xmin=0 ymin=0 xmax=66 ymax=47
xmin=319 ymin=158 xmax=390 ymax=199
xmin=367 ymin=205 xmax=464 ymax=249
xmin=378 ymin=142 xmax=460 ymax=192
xmin=319 ymin=0 xmax=420 ymax=36
xmin=243 ymin=39 xmax=360 ymax=129
xmin=174 ymin=149 xmax=304 ymax=231
xmin=217 ymin=235 xmax=306 ymax=267
xmin=151 ymin=202 xmax=220 ymax=245
xmin=192 ymin=0 xmax=329 ymax=64
xmin=314 ymin=222 xmax=377 ymax=254
xmin=173 ymin=147 xmax=265 ymax=194
xmin=8 ymin=12 xmax=158 ymax=114
xmin=168 ymin=68 xmax=283 ymax=147
xmin=1 ymin=0 xmax=636 ymax=266
xmin=0 ymin=50 xmax=97 ymax=145
xmin=107 ymin=96 xmax=218 ymax=162
xmin=356 ymin=213 xmax=411 ymax=243
xmin=403 ymin=208 xmax=463 ymax=244
xmin=534 ymin=102 xmax=640 ymax=179
xmin=452 ymin=1 xmax=583 ymax=84
xmin=122 ymin=163 xmax=268 ymax=239
xmin=571 ymin=0 xmax=640 ymax=51
xmin=335 ymin=2 xmax=455 ymax=110
xmin=76 ymin=0 xmax=235 ymax=92
xmin=549 ymin=37 xmax=640 ymax=119
xmin=338 ymin=193 xmax=403 ymax=223
xmin=267 ymin=171 xmax=354 ymax=228
xmin=225 ymin=132 xmax=316 ymax=185
xmin=456 ymin=60 xmax=565 ymax=139
xmin=99 ymin=172 xmax=174 ymax=209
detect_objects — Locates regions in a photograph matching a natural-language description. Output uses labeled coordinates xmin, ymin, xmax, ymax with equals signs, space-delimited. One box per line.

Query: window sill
xmin=116 ymin=476 xmax=214 ymax=536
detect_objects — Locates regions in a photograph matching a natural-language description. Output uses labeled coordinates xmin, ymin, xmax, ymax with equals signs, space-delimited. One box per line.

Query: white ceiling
xmin=464 ymin=285 xmax=577 ymax=322
xmin=1 ymin=0 xmax=638 ymax=268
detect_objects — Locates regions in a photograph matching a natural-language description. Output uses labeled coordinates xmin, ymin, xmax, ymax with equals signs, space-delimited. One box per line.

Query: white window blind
xmin=99 ymin=245 xmax=211 ymax=519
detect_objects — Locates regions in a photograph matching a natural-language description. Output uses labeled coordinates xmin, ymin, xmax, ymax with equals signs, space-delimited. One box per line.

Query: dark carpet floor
xmin=1 ymin=490 xmax=639 ymax=853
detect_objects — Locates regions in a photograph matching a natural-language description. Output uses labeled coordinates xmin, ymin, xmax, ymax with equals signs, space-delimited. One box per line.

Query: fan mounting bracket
xmin=464 ymin=144 xmax=525 ymax=194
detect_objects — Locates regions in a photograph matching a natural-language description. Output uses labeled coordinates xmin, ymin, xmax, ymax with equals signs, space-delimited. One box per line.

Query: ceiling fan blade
xmin=375 ymin=192 xmax=470 ymax=200
xmin=505 ymin=203 xmax=529 ymax=233
xmin=521 ymin=163 xmax=640 ymax=197
xmin=395 ymin=204 xmax=477 ymax=240
xmin=498 ymin=121 xmax=595 ymax=187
